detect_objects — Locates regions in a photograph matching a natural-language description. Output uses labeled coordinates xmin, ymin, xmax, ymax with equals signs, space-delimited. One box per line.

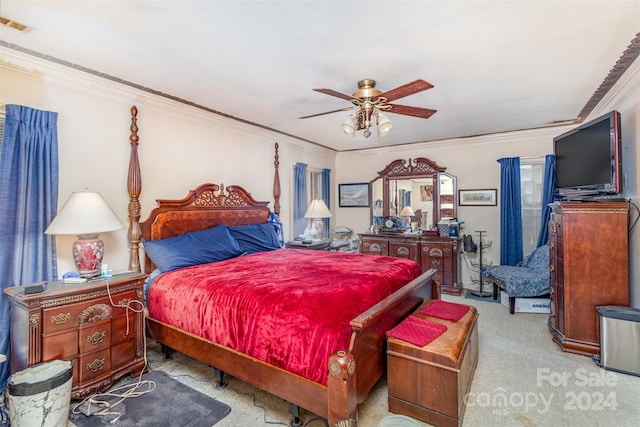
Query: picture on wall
xmin=458 ymin=189 xmax=497 ymax=206
xmin=339 ymin=183 xmax=370 ymax=207
xmin=420 ymin=184 xmax=433 ymax=201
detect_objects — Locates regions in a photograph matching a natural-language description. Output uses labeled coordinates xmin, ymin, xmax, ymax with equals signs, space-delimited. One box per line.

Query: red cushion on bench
xmin=386 ymin=316 xmax=448 ymax=347
xmin=419 ymin=300 xmax=470 ymax=322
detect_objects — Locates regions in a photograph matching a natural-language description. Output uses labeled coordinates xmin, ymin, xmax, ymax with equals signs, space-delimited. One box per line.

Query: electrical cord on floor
xmin=163 ymin=372 xmax=328 ymax=426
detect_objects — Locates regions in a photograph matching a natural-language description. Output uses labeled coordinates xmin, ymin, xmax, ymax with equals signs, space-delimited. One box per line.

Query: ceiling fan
xmin=299 ymin=79 xmax=437 ymax=138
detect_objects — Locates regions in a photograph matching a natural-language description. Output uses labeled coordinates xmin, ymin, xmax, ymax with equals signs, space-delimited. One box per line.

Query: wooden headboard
xmin=126 ymin=106 xmax=282 ymax=273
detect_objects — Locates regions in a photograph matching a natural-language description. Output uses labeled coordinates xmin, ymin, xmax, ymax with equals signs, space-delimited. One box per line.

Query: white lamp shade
xmin=341 ymin=115 xmax=357 ymax=137
xmin=377 ymin=112 xmax=393 ymax=137
xmin=304 ymin=199 xmax=332 ymax=219
xmin=400 ymin=206 xmax=415 ymax=217
xmin=45 ymin=191 xmax=124 ymax=235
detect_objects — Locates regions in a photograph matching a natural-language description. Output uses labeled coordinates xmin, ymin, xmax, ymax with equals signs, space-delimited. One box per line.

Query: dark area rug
xmin=69 ymin=370 xmax=230 ymax=427
xmin=464 ymin=289 xmax=500 ymax=303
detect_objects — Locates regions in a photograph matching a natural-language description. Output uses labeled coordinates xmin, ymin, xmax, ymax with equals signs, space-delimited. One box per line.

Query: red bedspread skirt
xmin=147 ymin=248 xmax=422 ymax=384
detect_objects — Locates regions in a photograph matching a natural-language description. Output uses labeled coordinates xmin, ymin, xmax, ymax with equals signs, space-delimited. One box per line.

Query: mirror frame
xmin=369 ymin=157 xmax=456 ymax=230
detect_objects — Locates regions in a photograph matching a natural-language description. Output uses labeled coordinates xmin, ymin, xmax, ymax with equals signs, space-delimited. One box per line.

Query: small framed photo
xmin=458 ymin=189 xmax=497 ymax=206
xmin=339 ymin=183 xmax=370 ymax=207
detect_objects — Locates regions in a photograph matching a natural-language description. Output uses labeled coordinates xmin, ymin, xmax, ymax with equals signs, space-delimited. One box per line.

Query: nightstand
xmin=285 ymin=239 xmax=330 ymax=250
xmin=4 ymin=272 xmax=147 ymax=399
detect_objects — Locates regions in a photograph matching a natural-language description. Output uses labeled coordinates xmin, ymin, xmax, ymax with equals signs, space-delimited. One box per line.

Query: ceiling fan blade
xmin=386 ymin=104 xmax=437 ymax=119
xmin=312 ymin=88 xmax=355 ymax=101
xmin=377 ymin=79 xmax=434 ymax=102
xmin=299 ymin=106 xmax=356 ymax=119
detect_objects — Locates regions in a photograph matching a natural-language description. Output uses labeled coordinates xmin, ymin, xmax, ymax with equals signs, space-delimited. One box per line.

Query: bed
xmin=124 ymin=106 xmax=438 ymax=425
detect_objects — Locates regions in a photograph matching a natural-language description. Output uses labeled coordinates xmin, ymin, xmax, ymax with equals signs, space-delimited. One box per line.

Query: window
xmin=520 ymin=159 xmax=545 ymax=255
xmin=308 ymin=169 xmax=323 ymax=201
xmin=292 ymin=164 xmax=329 ymax=237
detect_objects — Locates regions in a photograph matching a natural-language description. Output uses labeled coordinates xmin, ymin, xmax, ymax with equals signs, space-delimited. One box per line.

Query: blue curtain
xmin=293 ymin=162 xmax=308 ymax=237
xmin=497 ymin=157 xmax=523 ymax=265
xmin=0 ymin=105 xmax=59 ymax=393
xmin=321 ymin=168 xmax=331 ymax=238
xmin=536 ymin=155 xmax=556 ymax=247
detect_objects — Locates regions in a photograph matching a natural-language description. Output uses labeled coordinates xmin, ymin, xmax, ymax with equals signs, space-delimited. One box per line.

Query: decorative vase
xmin=72 ymin=234 xmax=104 ymax=278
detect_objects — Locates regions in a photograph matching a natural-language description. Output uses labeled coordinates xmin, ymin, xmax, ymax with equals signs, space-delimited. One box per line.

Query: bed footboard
xmin=327 ymin=268 xmax=436 ymax=423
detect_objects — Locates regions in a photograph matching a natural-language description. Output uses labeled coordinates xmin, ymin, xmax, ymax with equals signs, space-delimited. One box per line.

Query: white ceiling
xmin=1 ymin=1 xmax=639 ymax=152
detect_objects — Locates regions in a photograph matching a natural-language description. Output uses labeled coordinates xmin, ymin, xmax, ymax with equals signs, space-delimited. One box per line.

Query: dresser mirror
xmin=370 ymin=158 xmax=456 ymax=231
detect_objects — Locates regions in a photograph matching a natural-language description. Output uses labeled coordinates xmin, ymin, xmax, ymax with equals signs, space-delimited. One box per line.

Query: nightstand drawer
xmin=42 ymin=330 xmax=78 ymax=361
xmin=79 ymin=318 xmax=112 ymax=353
xmin=42 ymin=297 xmax=110 ymax=335
xmin=110 ymin=290 xmax=139 ymax=317
xmin=79 ymin=348 xmax=111 ymax=383
xmin=111 ymin=339 xmax=135 ymax=368
xmin=112 ymin=313 xmax=135 ymax=344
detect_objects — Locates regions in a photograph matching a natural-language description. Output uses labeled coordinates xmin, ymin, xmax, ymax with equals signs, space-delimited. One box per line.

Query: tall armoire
xmin=548 ymin=201 xmax=629 ymax=356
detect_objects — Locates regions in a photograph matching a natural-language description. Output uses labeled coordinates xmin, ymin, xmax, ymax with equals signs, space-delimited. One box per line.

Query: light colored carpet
xmin=74 ymin=293 xmax=640 ymax=426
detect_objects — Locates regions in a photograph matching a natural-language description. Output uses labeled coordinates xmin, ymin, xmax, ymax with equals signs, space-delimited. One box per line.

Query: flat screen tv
xmin=553 ymin=110 xmax=622 ymax=199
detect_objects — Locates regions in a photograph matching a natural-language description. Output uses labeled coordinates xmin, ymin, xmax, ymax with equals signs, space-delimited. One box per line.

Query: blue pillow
xmin=142 ymin=224 xmax=243 ymax=272
xmin=229 ymin=223 xmax=282 ymax=254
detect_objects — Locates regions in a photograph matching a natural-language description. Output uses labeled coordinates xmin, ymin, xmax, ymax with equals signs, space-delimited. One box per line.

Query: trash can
xmin=596 ymin=305 xmax=640 ymax=376
xmin=7 ymin=359 xmax=73 ymax=427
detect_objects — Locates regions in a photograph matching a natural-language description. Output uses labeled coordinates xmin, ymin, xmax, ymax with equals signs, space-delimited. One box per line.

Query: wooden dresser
xmin=4 ymin=272 xmax=147 ymax=399
xmin=548 ymin=202 xmax=629 ymax=356
xmin=359 ymin=232 xmax=462 ymax=295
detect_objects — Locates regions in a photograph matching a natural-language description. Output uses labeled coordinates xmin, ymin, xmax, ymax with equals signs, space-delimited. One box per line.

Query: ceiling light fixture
xmin=302 ymin=78 xmax=436 ymax=139
xmin=340 ymin=79 xmax=394 ymax=139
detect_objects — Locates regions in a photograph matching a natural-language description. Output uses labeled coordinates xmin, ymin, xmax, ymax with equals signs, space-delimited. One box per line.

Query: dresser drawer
xmin=79 ymin=318 xmax=111 ymax=354
xmin=111 ymin=339 xmax=135 ymax=369
xmin=78 ymin=348 xmax=111 ymax=383
xmin=42 ymin=330 xmax=78 ymax=361
xmin=110 ymin=290 xmax=140 ymax=318
xmin=112 ymin=313 xmax=135 ymax=344
xmin=362 ymin=239 xmax=388 ymax=255
xmin=42 ymin=297 xmax=110 ymax=335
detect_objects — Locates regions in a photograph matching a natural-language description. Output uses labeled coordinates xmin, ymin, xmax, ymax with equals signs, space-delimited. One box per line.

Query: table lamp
xmin=45 ymin=191 xmax=124 ymax=278
xmin=400 ymin=205 xmax=415 ymax=229
xmin=304 ymin=199 xmax=332 ymax=240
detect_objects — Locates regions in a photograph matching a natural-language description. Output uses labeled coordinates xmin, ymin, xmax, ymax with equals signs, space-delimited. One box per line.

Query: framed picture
xmin=458 ymin=189 xmax=497 ymax=206
xmin=339 ymin=183 xmax=370 ymax=207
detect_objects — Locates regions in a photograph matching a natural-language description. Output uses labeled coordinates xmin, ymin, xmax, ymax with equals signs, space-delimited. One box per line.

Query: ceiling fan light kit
xmin=302 ymin=78 xmax=437 ymax=139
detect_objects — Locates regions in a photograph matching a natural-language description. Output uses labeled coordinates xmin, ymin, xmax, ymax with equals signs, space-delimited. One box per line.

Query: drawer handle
xmin=396 ymin=247 xmax=410 ymax=256
xmin=87 ymin=331 xmax=107 ymax=345
xmin=117 ymin=298 xmax=131 ymax=307
xmin=431 ymin=260 xmax=442 ymax=267
xmin=429 ymin=248 xmax=443 ymax=257
xmin=87 ymin=358 xmax=106 ymax=373
xmin=51 ymin=313 xmax=71 ymax=325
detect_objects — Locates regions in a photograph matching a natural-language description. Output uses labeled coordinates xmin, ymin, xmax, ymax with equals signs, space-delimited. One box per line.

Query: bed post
xmin=273 ymin=143 xmax=281 ymax=215
xmin=127 ymin=106 xmax=142 ymax=273
xmin=327 ymin=350 xmax=358 ymax=425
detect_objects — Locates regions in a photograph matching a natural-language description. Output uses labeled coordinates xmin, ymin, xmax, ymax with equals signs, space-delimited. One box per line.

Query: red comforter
xmin=147 ymin=248 xmax=422 ymax=384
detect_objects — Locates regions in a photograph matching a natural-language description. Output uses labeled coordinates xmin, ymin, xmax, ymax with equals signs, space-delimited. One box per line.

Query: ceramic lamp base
xmin=72 ymin=234 xmax=104 ymax=278
xmin=312 ymin=218 xmax=324 ymax=238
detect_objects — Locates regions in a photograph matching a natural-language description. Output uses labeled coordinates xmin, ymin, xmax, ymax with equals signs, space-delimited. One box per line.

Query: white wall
xmin=0 ymin=50 xmax=336 ymax=277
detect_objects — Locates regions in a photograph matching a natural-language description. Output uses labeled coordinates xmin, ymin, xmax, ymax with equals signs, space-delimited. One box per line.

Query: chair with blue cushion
xmin=481 ymin=244 xmax=550 ymax=314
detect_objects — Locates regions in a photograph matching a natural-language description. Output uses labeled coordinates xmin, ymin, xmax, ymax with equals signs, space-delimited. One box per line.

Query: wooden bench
xmin=387 ymin=300 xmax=479 ymax=427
